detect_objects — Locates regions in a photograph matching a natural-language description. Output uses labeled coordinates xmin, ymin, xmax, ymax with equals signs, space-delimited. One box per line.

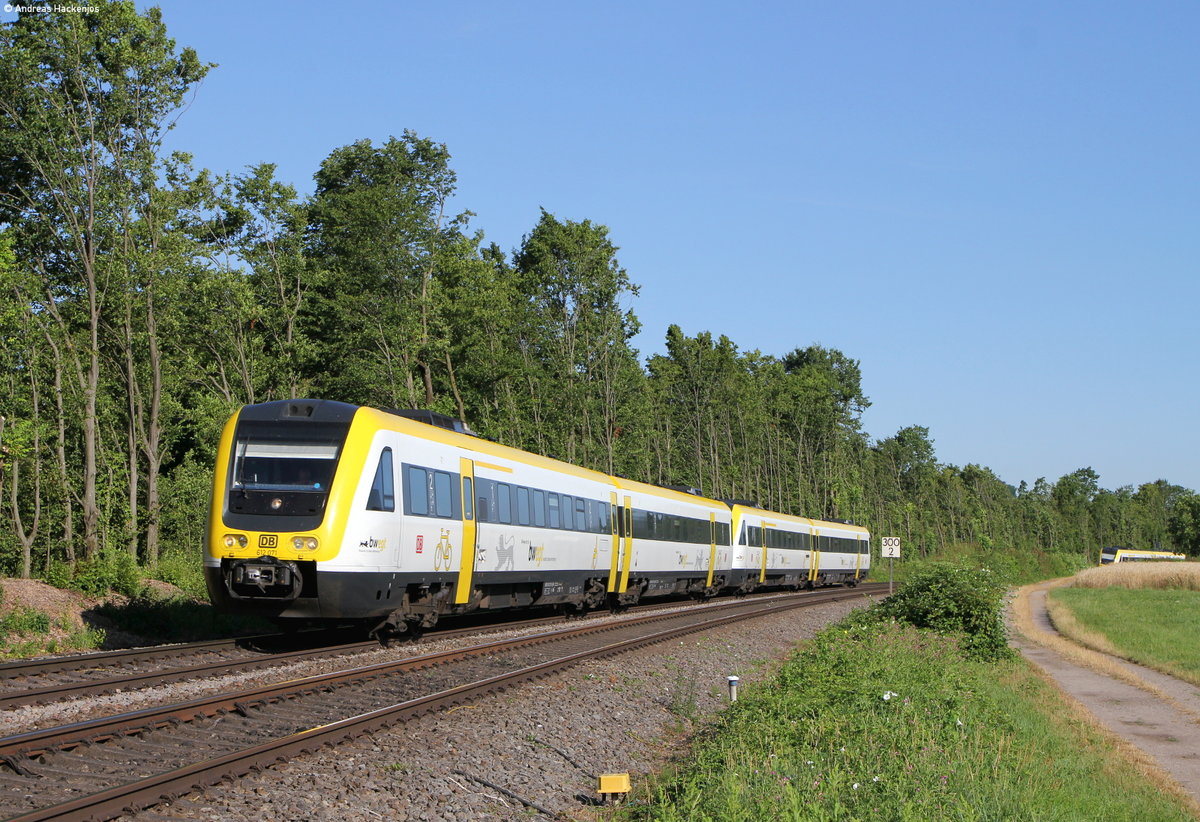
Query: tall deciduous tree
xmin=306 ymin=133 xmax=468 ymax=410
xmin=512 ymin=210 xmax=642 ymax=473
xmin=0 ymin=2 xmax=209 ymax=561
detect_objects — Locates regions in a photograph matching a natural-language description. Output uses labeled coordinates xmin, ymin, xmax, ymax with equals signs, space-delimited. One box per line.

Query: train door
xmin=454 ymin=458 xmax=477 ymax=605
xmin=705 ymin=513 xmax=717 ymax=588
xmin=608 ymin=492 xmax=619 ymax=578
xmin=617 ymin=495 xmax=633 ymax=592
xmin=759 ymin=521 xmax=769 ymax=583
xmin=809 ymin=529 xmax=821 ymax=584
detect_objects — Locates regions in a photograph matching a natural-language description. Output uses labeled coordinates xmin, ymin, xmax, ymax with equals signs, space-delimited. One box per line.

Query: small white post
xmin=727 ymin=675 xmax=740 ymax=702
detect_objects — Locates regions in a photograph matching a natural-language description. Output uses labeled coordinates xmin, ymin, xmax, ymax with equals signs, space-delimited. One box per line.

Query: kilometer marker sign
xmin=881 ymin=537 xmax=900 ymax=595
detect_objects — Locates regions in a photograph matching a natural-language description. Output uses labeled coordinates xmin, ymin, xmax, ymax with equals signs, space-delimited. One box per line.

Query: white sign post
xmin=881 ymin=537 xmax=901 ymax=595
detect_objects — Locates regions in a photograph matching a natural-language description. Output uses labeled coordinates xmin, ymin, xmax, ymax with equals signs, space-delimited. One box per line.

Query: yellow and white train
xmin=205 ymin=400 xmax=870 ymax=638
xmin=1098 ymin=547 xmax=1186 ymax=564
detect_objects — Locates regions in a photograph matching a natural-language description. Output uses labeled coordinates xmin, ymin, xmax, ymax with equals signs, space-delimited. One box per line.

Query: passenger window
xmin=367 ymin=448 xmax=395 ymax=512
xmin=497 ymin=483 xmax=512 ymax=524
xmin=532 ymin=489 xmax=546 ymax=526
xmin=548 ymin=493 xmax=561 ymax=528
xmin=434 ymin=472 xmax=453 ymax=518
xmin=407 ymin=465 xmax=428 ymax=516
xmin=575 ymin=498 xmax=586 ymax=531
xmin=517 ymin=486 xmax=530 ymax=526
xmin=561 ymin=495 xmax=574 ymax=530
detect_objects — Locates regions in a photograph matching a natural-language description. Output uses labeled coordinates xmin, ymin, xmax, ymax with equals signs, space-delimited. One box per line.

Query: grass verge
xmin=617 ymin=619 xmax=1197 ymax=821
xmin=0 ymin=607 xmax=106 ymax=659
xmin=1048 ymin=566 xmax=1200 ymax=687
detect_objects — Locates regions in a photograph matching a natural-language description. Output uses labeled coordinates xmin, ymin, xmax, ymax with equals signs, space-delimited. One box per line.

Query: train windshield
xmin=232 ymin=439 xmax=340 ymax=492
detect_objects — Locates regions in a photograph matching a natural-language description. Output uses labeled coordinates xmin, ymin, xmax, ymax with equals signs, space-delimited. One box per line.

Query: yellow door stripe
xmin=454 ymin=457 xmax=476 ymax=604
xmin=706 ymin=513 xmax=717 ymax=588
xmin=759 ymin=524 xmax=767 ymax=583
xmin=618 ymin=496 xmax=633 ymax=592
xmin=810 ymin=529 xmax=820 ymax=582
xmin=608 ymin=492 xmax=620 ymax=592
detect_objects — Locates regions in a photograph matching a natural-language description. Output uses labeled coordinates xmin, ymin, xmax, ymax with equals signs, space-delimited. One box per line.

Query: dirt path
xmin=1012 ymin=581 xmax=1200 ymax=808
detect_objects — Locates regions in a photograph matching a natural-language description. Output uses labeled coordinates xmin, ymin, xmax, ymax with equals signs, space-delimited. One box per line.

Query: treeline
xmin=1 ymin=4 xmax=1197 ymax=580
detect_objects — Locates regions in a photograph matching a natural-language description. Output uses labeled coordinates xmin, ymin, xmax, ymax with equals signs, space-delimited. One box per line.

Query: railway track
xmin=0 ymin=588 xmax=857 ymax=712
xmin=0 ymin=608 xmax=623 ymax=711
xmin=0 ymin=584 xmax=881 ymax=821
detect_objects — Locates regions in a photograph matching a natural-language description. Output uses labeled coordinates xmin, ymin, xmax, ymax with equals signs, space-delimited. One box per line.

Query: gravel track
xmin=103 ymin=596 xmax=872 ymax=821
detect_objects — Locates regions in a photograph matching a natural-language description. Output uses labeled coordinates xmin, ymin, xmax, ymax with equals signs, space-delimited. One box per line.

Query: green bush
xmin=870 ymin=562 xmax=1013 ymax=661
xmin=0 ymin=607 xmax=52 ymax=637
xmin=72 ymin=549 xmax=145 ymax=598
xmin=42 ymin=559 xmax=73 ymax=589
xmin=152 ymin=549 xmax=208 ymax=600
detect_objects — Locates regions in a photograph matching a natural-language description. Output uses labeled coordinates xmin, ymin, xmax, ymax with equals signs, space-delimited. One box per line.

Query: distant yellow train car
xmin=1098 ymin=546 xmax=1186 ymax=565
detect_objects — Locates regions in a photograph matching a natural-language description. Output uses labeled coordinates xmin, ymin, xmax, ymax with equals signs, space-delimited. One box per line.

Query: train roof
xmin=727 ymin=501 xmax=870 ymax=535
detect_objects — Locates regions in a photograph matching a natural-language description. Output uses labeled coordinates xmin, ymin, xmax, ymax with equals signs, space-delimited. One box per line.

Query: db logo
xmin=416 ymin=535 xmax=424 ymax=554
xmin=259 ymin=534 xmax=278 ymax=549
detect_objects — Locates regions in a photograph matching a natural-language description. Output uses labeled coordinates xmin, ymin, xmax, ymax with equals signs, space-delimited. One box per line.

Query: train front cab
xmin=205 ymin=400 xmax=368 ymax=622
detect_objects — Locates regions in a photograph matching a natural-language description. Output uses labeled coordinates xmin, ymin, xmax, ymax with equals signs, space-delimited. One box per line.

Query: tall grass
xmin=621 ymin=620 xmax=1195 ymax=821
xmin=1070 ymin=562 xmax=1200 ymax=591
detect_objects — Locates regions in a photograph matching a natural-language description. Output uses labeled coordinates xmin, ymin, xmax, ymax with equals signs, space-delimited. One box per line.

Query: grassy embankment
xmin=1047 ymin=562 xmax=1200 ymax=687
xmin=615 ymin=554 xmax=1197 ymax=821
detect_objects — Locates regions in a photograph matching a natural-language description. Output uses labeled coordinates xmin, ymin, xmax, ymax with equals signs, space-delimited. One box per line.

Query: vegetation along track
xmin=0 ymin=585 xmax=879 ymax=821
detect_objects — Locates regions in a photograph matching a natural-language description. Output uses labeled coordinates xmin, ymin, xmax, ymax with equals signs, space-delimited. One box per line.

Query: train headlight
xmin=292 ymin=536 xmax=319 ymax=551
xmin=223 ymin=534 xmax=249 ymax=549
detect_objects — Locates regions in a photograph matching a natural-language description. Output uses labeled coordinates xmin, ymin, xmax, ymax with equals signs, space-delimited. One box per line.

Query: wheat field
xmin=1071 ymin=561 xmax=1200 ymax=590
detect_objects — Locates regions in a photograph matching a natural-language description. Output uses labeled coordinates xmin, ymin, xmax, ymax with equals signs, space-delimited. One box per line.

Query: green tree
xmin=1167 ymin=493 xmax=1200 ymax=556
xmin=306 ymin=133 xmax=468 ymax=410
xmin=0 ymin=3 xmax=210 ymax=562
xmin=512 ymin=209 xmax=642 ymax=473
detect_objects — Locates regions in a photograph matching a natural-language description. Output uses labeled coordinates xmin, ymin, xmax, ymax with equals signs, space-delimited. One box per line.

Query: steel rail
xmin=0 ymin=588 xmax=879 ymax=761
xmin=4 ymin=586 xmax=877 ymax=822
xmin=0 ymin=586 xmax=879 ymax=711
xmin=0 ymin=613 xmax=578 ymax=708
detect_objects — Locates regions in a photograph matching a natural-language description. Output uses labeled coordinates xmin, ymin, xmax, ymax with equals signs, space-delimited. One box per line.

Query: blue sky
xmin=14 ymin=1 xmax=1196 ymax=492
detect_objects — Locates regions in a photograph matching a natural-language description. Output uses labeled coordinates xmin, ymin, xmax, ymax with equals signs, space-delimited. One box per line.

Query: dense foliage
xmin=856 ymin=563 xmax=1013 ymax=661
xmin=1 ymin=2 xmax=1197 ymax=584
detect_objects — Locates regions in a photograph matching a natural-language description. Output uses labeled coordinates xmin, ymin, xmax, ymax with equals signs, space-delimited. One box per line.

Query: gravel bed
xmin=111 ymin=595 xmax=873 ymax=822
xmin=2 ymin=593 xmax=829 ymax=736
